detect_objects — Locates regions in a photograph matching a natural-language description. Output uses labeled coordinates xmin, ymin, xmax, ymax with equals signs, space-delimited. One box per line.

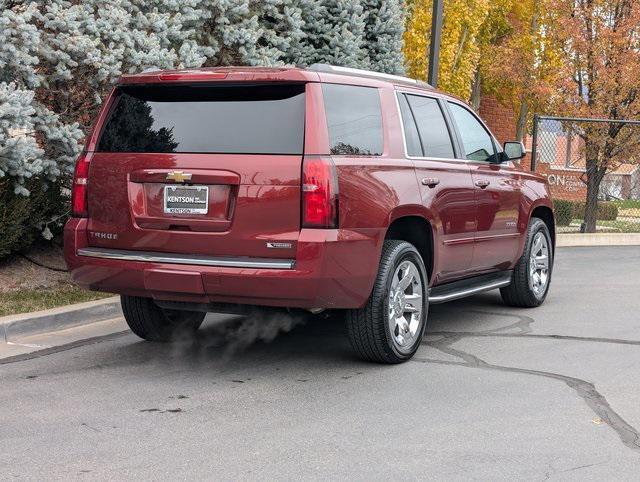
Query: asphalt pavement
xmin=1 ymin=246 xmax=639 ymax=480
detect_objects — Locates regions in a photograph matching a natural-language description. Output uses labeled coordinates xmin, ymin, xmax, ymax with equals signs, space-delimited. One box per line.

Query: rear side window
xmin=448 ymin=102 xmax=497 ymax=162
xmin=322 ymin=84 xmax=383 ymax=156
xmin=397 ymin=93 xmax=423 ymax=157
xmin=97 ymin=84 xmax=305 ymax=154
xmin=406 ymin=95 xmax=455 ymax=158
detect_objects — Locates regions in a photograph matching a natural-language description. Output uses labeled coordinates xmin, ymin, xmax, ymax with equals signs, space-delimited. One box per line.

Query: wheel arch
xmin=531 ymin=204 xmax=556 ymax=252
xmin=384 ymin=214 xmax=434 ymax=282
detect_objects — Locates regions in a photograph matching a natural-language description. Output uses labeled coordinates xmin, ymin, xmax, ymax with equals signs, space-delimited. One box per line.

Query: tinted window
xmin=448 ymin=102 xmax=496 ymax=162
xmin=397 ymin=94 xmax=423 ymax=157
xmin=406 ymin=95 xmax=455 ymax=158
xmin=322 ymin=84 xmax=383 ymax=156
xmin=97 ymin=84 xmax=305 ymax=154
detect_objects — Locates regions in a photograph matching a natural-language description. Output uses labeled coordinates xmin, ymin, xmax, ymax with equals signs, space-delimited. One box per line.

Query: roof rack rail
xmin=307 ymin=63 xmax=432 ymax=89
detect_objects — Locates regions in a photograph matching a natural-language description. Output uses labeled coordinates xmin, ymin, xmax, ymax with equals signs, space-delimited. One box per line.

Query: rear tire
xmin=121 ymin=295 xmax=205 ymax=342
xmin=346 ymin=240 xmax=428 ymax=364
xmin=500 ymin=218 xmax=553 ymax=308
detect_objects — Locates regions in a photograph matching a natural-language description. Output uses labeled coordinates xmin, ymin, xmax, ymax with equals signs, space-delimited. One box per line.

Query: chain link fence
xmin=530 ymin=115 xmax=640 ymax=233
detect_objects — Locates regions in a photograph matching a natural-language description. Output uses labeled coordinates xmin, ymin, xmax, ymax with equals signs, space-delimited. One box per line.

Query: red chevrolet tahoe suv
xmin=64 ymin=64 xmax=555 ymax=364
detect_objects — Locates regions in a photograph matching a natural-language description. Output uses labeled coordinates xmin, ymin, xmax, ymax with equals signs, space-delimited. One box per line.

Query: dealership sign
xmin=545 ymin=173 xmax=583 ymax=192
xmin=535 ymin=164 xmax=588 ymax=201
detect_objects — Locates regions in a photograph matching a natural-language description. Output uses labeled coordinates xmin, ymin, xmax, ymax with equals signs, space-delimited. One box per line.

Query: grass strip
xmin=0 ymin=285 xmax=111 ymax=317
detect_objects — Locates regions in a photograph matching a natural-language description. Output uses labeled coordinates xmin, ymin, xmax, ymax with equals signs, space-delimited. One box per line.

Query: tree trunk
xmin=584 ymin=162 xmax=599 ymax=233
xmin=516 ymin=97 xmax=529 ymax=142
xmin=514 ymin=0 xmax=537 ymax=142
xmin=470 ymin=68 xmax=482 ymax=111
xmin=583 ymin=139 xmax=605 ymax=233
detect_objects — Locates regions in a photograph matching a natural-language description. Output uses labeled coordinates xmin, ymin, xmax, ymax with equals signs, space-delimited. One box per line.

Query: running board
xmin=429 ymin=271 xmax=512 ymax=304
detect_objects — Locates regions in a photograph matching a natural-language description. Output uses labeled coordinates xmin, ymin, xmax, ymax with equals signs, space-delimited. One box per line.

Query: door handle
xmin=421 ymin=177 xmax=440 ymax=188
xmin=475 ymin=179 xmax=491 ymax=188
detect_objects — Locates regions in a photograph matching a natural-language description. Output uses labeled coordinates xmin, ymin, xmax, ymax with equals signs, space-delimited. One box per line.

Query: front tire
xmin=346 ymin=240 xmax=428 ymax=364
xmin=121 ymin=295 xmax=205 ymax=342
xmin=500 ymin=218 xmax=553 ymax=307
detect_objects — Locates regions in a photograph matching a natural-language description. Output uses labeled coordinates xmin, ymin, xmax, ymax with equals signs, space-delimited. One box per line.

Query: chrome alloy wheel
xmin=529 ymin=231 xmax=550 ymax=298
xmin=388 ymin=260 xmax=424 ymax=353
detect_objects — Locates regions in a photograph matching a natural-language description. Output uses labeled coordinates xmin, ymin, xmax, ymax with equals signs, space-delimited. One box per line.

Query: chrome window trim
xmin=77 ymin=247 xmax=296 ymax=269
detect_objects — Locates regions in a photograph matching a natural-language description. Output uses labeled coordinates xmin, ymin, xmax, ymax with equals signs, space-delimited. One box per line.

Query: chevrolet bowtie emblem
xmin=166 ymin=171 xmax=192 ymax=183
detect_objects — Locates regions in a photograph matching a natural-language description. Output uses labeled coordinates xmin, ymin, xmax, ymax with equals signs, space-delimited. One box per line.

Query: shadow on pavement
xmin=2 ymin=291 xmax=533 ymax=376
xmin=60 ymin=291 xmax=519 ymax=373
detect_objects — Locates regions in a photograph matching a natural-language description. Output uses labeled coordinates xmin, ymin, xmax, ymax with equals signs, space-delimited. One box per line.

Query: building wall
xmin=478 ymin=96 xmax=516 ymax=142
xmin=479 ymin=96 xmax=532 ymax=170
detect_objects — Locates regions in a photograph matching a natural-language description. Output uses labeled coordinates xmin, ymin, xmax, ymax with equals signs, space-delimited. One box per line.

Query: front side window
xmin=97 ymin=83 xmax=305 ymax=154
xmin=322 ymin=84 xmax=383 ymax=156
xmin=406 ymin=95 xmax=455 ymax=159
xmin=448 ymin=102 xmax=497 ymax=162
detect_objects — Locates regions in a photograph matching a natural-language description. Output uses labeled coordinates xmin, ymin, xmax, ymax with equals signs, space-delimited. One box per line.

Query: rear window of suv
xmin=97 ymin=83 xmax=305 ymax=154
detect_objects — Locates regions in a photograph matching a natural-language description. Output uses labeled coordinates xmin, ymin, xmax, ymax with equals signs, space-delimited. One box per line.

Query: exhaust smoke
xmin=220 ymin=308 xmax=308 ymax=359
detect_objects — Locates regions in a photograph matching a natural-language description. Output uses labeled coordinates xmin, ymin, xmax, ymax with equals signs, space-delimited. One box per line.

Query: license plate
xmin=164 ymin=185 xmax=209 ymax=215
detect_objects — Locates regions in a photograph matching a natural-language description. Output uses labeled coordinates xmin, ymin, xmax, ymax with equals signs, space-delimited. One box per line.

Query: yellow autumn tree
xmin=479 ymin=0 xmax=564 ymax=139
xmin=404 ymin=0 xmax=562 ymax=140
xmin=471 ymin=0 xmax=514 ymax=108
xmin=403 ymin=0 xmax=490 ymax=99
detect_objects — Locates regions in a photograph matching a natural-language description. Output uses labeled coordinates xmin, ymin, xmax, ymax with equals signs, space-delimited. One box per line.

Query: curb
xmin=0 ymin=296 xmax=122 ymax=343
xmin=557 ymin=233 xmax=640 ymax=247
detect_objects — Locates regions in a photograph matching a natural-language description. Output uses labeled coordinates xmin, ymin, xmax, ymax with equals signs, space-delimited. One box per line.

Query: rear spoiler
xmin=118 ymin=68 xmax=320 ymax=85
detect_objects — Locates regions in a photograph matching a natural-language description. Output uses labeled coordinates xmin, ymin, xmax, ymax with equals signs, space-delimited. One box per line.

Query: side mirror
xmin=503 ymin=141 xmax=526 ymax=161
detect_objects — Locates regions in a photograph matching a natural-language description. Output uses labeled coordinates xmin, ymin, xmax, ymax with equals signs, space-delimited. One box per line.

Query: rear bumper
xmin=64 ymin=218 xmax=383 ymax=309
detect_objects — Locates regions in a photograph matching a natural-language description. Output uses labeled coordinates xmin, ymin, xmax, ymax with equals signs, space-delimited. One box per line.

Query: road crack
xmin=429 ymin=332 xmax=640 ymax=347
xmin=415 ymin=330 xmax=640 ymax=453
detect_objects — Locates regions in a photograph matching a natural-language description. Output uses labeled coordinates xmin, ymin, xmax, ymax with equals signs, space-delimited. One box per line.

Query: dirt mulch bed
xmin=0 ymin=243 xmax=110 ymax=316
xmin=0 ymin=243 xmax=71 ymax=293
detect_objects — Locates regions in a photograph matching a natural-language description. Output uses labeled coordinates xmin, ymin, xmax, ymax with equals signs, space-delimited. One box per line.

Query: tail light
xmin=302 ymin=156 xmax=339 ymax=228
xmin=71 ymin=152 xmax=92 ymax=217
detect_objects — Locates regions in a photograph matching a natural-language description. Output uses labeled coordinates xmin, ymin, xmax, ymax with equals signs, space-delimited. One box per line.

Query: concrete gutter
xmin=557 ymin=233 xmax=640 ymax=247
xmin=0 ymin=296 xmax=122 ymax=342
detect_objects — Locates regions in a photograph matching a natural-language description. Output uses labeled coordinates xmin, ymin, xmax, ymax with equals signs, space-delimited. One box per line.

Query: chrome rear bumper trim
xmin=77 ymin=247 xmax=295 ymax=269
